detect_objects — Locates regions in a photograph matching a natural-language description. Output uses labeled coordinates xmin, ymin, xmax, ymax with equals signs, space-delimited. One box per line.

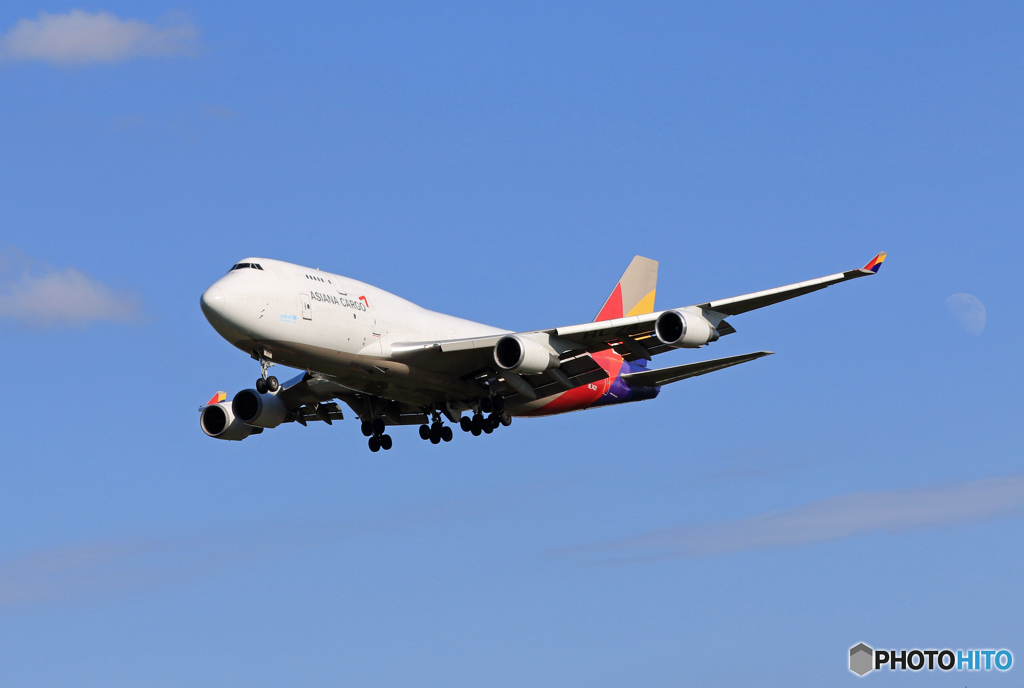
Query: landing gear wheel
xmin=372 ymin=418 xmax=386 ymax=436
xmin=255 ymin=378 xmax=268 ymax=394
xmin=460 ymin=417 xmax=472 ymax=433
xmin=361 ymin=421 xmax=373 ymax=437
xmin=483 ymin=421 xmax=494 ymax=434
xmin=500 ymin=410 xmax=512 ymax=427
xmin=368 ymin=436 xmax=381 ymax=452
xmin=492 ymin=396 xmax=505 ymax=414
xmin=430 ymin=431 xmax=441 ymax=445
xmin=480 ymin=398 xmax=493 ymax=413
xmin=471 ymin=426 xmax=482 ymax=436
xmin=441 ymin=426 xmax=453 ymax=442
xmin=380 ymin=434 xmax=393 ymax=450
xmin=419 ymin=425 xmax=431 ymax=440
xmin=266 ymin=376 xmax=279 ymax=393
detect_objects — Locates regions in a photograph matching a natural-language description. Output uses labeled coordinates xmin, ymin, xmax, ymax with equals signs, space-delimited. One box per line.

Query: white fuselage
xmin=200 ymin=257 xmax=509 ymax=406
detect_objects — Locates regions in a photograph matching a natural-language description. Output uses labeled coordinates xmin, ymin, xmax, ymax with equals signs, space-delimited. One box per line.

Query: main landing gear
xmin=360 ymin=417 xmax=392 ymax=452
xmin=254 ymin=356 xmax=279 ymax=394
xmin=459 ymin=397 xmax=512 ymax=436
xmin=418 ymin=411 xmax=453 ymax=445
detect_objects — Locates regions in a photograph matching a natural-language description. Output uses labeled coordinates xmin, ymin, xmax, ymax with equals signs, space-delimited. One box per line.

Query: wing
xmin=389 ymin=252 xmax=885 ymax=395
xmin=620 ymin=351 xmax=773 ymax=387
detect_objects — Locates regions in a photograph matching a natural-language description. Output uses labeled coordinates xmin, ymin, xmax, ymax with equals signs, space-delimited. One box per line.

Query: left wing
xmin=620 ymin=351 xmax=773 ymax=387
xmin=389 ymin=252 xmax=885 ymax=395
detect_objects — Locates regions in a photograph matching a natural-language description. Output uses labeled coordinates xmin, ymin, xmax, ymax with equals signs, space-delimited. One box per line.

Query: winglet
xmin=206 ymin=391 xmax=227 ymax=406
xmin=862 ymin=251 xmax=887 ymax=274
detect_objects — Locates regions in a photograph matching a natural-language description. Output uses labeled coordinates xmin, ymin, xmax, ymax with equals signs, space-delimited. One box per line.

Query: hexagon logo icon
xmin=849 ymin=643 xmax=874 ymax=676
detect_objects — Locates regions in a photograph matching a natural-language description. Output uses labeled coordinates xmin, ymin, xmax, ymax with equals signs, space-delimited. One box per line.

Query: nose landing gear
xmin=254 ymin=355 xmax=279 ymax=394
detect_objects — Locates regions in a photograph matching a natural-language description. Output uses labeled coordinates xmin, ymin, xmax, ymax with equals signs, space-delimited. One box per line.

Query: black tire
xmin=460 ymin=417 xmax=472 ymax=432
xmin=430 ymin=432 xmax=441 ymax=445
xmin=368 ymin=436 xmax=381 ymax=452
xmin=266 ymin=376 xmax=279 ymax=393
xmin=441 ymin=426 xmax=453 ymax=442
xmin=500 ymin=411 xmax=512 ymax=427
xmin=373 ymin=418 xmax=386 ymax=436
xmin=480 ymin=398 xmax=493 ymax=413
xmin=380 ymin=434 xmax=393 ymax=450
xmin=492 ymin=396 xmax=505 ymax=413
xmin=419 ymin=425 xmax=431 ymax=440
xmin=361 ymin=421 xmax=373 ymax=437
xmin=482 ymin=420 xmax=493 ymax=434
xmin=471 ymin=415 xmax=482 ymax=432
xmin=471 ymin=426 xmax=481 ymax=437
xmin=255 ymin=378 xmax=268 ymax=394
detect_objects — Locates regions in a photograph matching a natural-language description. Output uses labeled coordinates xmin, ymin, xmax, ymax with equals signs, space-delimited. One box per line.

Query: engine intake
xmin=231 ymin=389 xmax=288 ymax=428
xmin=655 ymin=310 xmax=719 ymax=348
xmin=493 ymin=334 xmax=559 ymax=374
xmin=200 ymin=401 xmax=264 ymax=441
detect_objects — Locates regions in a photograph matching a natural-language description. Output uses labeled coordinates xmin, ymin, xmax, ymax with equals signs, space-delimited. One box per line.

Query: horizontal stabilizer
xmin=620 ymin=351 xmax=774 ymax=387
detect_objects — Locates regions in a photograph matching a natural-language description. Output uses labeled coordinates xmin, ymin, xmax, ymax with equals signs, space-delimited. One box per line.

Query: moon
xmin=946 ymin=293 xmax=986 ymax=335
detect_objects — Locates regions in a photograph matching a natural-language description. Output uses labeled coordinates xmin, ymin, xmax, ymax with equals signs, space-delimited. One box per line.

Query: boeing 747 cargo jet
xmin=199 ymin=252 xmax=886 ymax=451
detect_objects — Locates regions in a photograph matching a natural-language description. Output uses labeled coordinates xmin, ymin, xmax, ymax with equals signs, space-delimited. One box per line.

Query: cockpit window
xmin=229 ymin=263 xmax=263 ymax=272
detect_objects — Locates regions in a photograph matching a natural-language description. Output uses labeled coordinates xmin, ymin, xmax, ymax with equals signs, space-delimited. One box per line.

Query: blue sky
xmin=0 ymin=2 xmax=1022 ymax=685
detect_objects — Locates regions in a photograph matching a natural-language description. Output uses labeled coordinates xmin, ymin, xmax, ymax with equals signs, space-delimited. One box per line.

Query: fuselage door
xmin=300 ymin=292 xmax=312 ymax=320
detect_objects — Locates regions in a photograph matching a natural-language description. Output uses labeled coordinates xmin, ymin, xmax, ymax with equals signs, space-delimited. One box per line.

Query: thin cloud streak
xmin=0 ymin=11 xmax=198 ymax=65
xmin=0 ymin=249 xmax=140 ymax=328
xmin=0 ymin=485 xmax=542 ymax=609
xmin=566 ymin=474 xmax=1024 ymax=563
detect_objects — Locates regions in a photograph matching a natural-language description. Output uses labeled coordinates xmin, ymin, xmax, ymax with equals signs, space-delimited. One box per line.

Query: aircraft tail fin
xmin=594 ymin=255 xmax=658 ymax=322
xmin=206 ymin=391 xmax=227 ymax=406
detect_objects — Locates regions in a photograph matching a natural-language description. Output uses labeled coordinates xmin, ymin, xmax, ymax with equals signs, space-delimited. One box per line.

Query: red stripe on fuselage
xmin=519 ymin=350 xmax=623 ymax=416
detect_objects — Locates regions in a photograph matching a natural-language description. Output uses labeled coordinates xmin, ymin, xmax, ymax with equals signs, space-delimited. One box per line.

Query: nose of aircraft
xmin=200 ymin=285 xmax=226 ymax=315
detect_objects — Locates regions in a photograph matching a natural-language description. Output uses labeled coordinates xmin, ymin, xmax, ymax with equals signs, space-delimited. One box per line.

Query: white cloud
xmin=570 ymin=474 xmax=1024 ymax=562
xmin=946 ymin=293 xmax=986 ymax=335
xmin=0 ymin=10 xmax=198 ymax=65
xmin=0 ymin=250 xmax=140 ymax=328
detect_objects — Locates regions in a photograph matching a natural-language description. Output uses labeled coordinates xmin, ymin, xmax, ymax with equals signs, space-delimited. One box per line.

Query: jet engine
xmin=231 ymin=389 xmax=289 ymax=428
xmin=654 ymin=309 xmax=720 ymax=348
xmin=493 ymin=334 xmax=559 ymax=374
xmin=200 ymin=401 xmax=264 ymax=441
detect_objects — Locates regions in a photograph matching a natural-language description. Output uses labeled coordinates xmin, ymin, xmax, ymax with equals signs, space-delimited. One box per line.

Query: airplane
xmin=199 ymin=251 xmax=886 ymax=451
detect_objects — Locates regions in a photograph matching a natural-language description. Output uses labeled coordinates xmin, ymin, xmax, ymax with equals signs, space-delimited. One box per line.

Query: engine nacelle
xmin=493 ymin=334 xmax=559 ymax=374
xmin=231 ymin=389 xmax=289 ymax=428
xmin=200 ymin=401 xmax=264 ymax=441
xmin=654 ymin=309 xmax=720 ymax=348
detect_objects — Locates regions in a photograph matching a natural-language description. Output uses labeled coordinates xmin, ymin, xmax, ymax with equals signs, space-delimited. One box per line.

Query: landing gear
xmin=364 ymin=417 xmax=392 ymax=451
xmin=255 ymin=356 xmax=277 ymax=394
xmin=419 ymin=411 xmax=454 ymax=444
xmin=459 ymin=397 xmax=510 ymax=438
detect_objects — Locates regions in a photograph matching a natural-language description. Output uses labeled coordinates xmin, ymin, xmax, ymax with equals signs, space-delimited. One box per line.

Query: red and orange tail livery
xmin=862 ymin=252 xmax=887 ymax=274
xmin=207 ymin=391 xmax=227 ymax=405
xmin=594 ymin=255 xmax=659 ymax=322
